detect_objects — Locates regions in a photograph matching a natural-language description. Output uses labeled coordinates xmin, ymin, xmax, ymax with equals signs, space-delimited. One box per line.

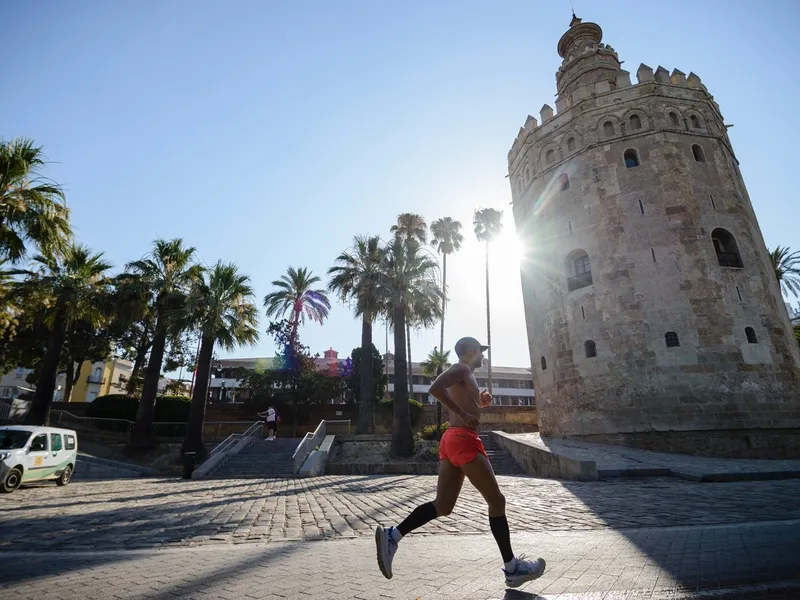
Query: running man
xmin=375 ymin=337 xmax=546 ymax=589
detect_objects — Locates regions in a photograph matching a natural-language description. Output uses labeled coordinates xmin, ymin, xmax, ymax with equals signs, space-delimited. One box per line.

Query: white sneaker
xmin=375 ymin=526 xmax=399 ymax=579
xmin=267 ymin=436 xmax=274 ymax=442
xmin=504 ymin=554 xmax=546 ymax=588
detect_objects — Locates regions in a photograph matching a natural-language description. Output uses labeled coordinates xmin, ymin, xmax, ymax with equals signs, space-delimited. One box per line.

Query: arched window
xmin=692 ymin=144 xmax=706 ymax=162
xmin=669 ymin=112 xmax=680 ymax=126
xmin=603 ymin=121 xmax=615 ymax=136
xmin=629 ymin=114 xmax=642 ymax=130
xmin=745 ymin=327 xmax=758 ymax=344
xmin=540 ymin=356 xmax=547 ymax=371
xmin=690 ymin=115 xmax=700 ymax=129
xmin=546 ymin=149 xmax=555 ymax=164
xmin=566 ymin=250 xmax=592 ymax=291
xmin=559 ymin=173 xmax=570 ymax=191
xmin=711 ymin=228 xmax=743 ymax=268
xmin=624 ymin=149 xmax=640 ymax=168
xmin=584 ymin=340 xmax=597 ymax=358
xmin=665 ymin=332 xmax=680 ymax=348
xmin=567 ymin=137 xmax=576 ymax=151
xmin=92 ymin=367 xmax=102 ymax=382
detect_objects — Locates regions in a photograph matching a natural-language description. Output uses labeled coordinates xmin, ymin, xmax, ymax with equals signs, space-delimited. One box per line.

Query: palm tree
xmin=430 ymin=216 xmax=463 ymax=433
xmin=473 ymin=207 xmax=504 ymax=395
xmin=770 ymin=246 xmax=800 ymax=298
xmin=420 ymin=347 xmax=451 ymax=380
xmin=379 ymin=237 xmax=442 ymax=456
xmin=125 ymin=239 xmax=202 ymax=450
xmin=328 ymin=235 xmax=385 ymax=434
xmin=391 ymin=213 xmax=428 ymax=396
xmin=0 ymin=138 xmax=72 ymax=263
xmin=182 ymin=262 xmax=259 ymax=459
xmin=10 ymin=245 xmax=112 ymax=425
xmin=264 ymin=266 xmax=331 ymax=341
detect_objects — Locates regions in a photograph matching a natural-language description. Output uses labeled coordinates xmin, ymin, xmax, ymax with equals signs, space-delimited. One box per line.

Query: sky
xmin=2 ymin=0 xmax=799 ymax=369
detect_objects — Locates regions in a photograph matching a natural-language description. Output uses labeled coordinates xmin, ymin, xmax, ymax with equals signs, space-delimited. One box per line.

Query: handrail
xmin=209 ymin=420 xmax=263 ymax=457
xmin=292 ymin=420 xmax=327 ymax=473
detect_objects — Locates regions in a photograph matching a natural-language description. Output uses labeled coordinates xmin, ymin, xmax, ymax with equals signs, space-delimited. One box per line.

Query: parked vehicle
xmin=0 ymin=426 xmax=77 ymax=493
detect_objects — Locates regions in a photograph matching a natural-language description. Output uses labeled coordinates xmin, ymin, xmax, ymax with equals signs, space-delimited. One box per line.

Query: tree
xmin=379 ymin=237 xmax=442 ymax=456
xmin=112 ymin=273 xmax=156 ymax=395
xmin=0 ymin=138 xmax=71 ymax=264
xmin=10 ymin=245 xmax=112 ymax=425
xmin=181 ymin=262 xmax=259 ymax=459
xmin=328 ymin=235 xmax=385 ymax=433
xmin=263 ymin=266 xmax=331 ymax=342
xmin=430 ymin=216 xmax=463 ymax=434
xmin=421 ymin=347 xmax=451 ymax=380
xmin=473 ymin=207 xmax=504 ymax=395
xmin=347 ymin=343 xmax=388 ymax=411
xmin=391 ymin=214 xmax=428 ymax=399
xmin=61 ymin=319 xmax=113 ymax=403
xmin=125 ymin=238 xmax=202 ymax=451
xmin=770 ymin=246 xmax=800 ymax=298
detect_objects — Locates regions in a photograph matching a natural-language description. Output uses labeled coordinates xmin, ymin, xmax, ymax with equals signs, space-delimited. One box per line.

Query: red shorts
xmin=438 ymin=427 xmax=487 ymax=468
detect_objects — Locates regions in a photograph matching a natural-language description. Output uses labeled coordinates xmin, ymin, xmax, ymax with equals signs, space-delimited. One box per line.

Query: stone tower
xmin=508 ymin=16 xmax=800 ymax=457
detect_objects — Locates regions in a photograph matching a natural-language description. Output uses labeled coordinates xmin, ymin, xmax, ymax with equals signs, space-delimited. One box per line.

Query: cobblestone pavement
xmin=1 ymin=522 xmax=799 ymax=599
xmin=3 ymin=475 xmax=800 ymax=549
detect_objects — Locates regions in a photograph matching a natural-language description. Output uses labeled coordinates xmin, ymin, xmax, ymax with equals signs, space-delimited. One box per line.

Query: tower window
xmin=567 ymin=250 xmax=593 ymax=291
xmin=711 ymin=228 xmax=743 ymax=268
xmin=624 ymin=149 xmax=640 ymax=168
xmin=584 ymin=340 xmax=597 ymax=358
xmin=540 ymin=356 xmax=547 ymax=371
xmin=669 ymin=112 xmax=680 ymax=126
xmin=546 ymin=149 xmax=555 ymax=164
xmin=745 ymin=327 xmax=758 ymax=344
xmin=603 ymin=121 xmax=615 ymax=136
xmin=629 ymin=114 xmax=642 ymax=130
xmin=692 ymin=144 xmax=706 ymax=163
xmin=665 ymin=331 xmax=680 ymax=348
xmin=559 ymin=173 xmax=570 ymax=191
xmin=567 ymin=137 xmax=576 ymax=151
xmin=690 ymin=115 xmax=701 ymax=129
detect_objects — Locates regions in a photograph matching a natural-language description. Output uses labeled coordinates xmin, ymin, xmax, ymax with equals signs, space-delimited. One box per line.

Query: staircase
xmin=480 ymin=434 xmax=525 ymax=476
xmin=210 ymin=437 xmax=301 ymax=479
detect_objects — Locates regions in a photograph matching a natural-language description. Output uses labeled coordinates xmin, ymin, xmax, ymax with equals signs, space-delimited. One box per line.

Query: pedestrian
xmin=374 ymin=337 xmax=546 ymax=588
xmin=258 ymin=405 xmax=277 ymax=441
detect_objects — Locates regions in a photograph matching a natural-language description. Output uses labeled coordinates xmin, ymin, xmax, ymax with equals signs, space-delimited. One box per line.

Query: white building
xmin=384 ymin=354 xmax=535 ymax=406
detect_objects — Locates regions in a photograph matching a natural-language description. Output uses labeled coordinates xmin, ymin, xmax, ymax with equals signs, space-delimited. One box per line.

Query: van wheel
xmin=1 ymin=468 xmax=23 ymax=493
xmin=56 ymin=465 xmax=72 ymax=486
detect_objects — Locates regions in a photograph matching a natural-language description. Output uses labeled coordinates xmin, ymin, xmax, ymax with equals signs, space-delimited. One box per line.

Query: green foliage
xmin=87 ymin=394 xmax=191 ymax=422
xmin=347 ymin=343 xmax=387 ymax=405
xmin=378 ymin=397 xmax=423 ymax=425
xmin=420 ymin=420 xmax=449 ymax=440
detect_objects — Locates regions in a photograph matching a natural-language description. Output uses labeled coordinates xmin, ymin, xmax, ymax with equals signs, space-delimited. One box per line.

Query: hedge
xmin=378 ymin=398 xmax=423 ymax=425
xmin=86 ymin=394 xmax=192 ymax=422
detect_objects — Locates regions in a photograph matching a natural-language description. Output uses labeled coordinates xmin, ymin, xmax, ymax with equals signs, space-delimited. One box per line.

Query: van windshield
xmin=0 ymin=430 xmax=32 ymax=450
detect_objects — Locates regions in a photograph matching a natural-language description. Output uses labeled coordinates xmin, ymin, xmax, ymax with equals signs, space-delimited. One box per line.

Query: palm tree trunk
xmin=182 ymin=332 xmax=214 ymax=460
xmin=25 ymin=306 xmax=67 ymax=426
xmin=436 ymin=252 xmax=447 ymax=437
xmin=63 ymin=360 xmax=81 ymax=403
xmin=406 ymin=322 xmax=413 ymax=402
xmin=129 ymin=313 xmax=167 ymax=450
xmin=392 ymin=305 xmax=414 ymax=456
xmin=358 ymin=316 xmax=374 ymax=434
xmin=485 ymin=241 xmax=493 ymax=395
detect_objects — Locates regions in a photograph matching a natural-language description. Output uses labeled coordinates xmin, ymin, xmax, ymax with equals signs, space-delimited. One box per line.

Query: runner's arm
xmin=428 ymin=363 xmax=471 ymax=419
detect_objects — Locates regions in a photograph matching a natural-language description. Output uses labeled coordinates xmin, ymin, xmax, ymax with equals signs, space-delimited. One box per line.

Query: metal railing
xmin=325 ymin=419 xmax=351 ymax=435
xmin=0 ymin=402 xmax=11 ymax=421
xmin=208 ymin=420 xmax=263 ymax=459
xmin=567 ymin=271 xmax=593 ymax=291
xmin=51 ymin=410 xmax=133 ymax=433
xmin=292 ymin=420 xmax=327 ymax=474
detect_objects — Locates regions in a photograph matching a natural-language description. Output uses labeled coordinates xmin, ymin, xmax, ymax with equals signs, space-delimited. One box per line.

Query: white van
xmin=0 ymin=426 xmax=77 ymax=493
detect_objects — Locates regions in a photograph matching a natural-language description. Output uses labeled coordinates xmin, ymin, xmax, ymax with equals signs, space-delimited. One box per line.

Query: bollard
xmin=182 ymin=452 xmax=196 ymax=480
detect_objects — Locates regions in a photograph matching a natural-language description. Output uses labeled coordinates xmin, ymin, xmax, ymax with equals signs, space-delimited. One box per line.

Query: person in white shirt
xmin=257 ymin=405 xmax=277 ymax=441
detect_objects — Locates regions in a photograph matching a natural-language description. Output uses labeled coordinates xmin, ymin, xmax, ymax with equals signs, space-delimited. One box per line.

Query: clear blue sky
xmin=2 ymin=1 xmax=798 ymax=368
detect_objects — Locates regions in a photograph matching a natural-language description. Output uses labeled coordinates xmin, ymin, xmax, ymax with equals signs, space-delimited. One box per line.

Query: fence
xmin=325 ymin=419 xmax=351 ymax=435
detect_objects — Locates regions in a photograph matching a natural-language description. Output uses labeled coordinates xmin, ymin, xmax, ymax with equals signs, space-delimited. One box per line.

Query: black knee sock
xmin=397 ymin=502 xmax=438 ymax=536
xmin=489 ymin=515 xmax=514 ymax=563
